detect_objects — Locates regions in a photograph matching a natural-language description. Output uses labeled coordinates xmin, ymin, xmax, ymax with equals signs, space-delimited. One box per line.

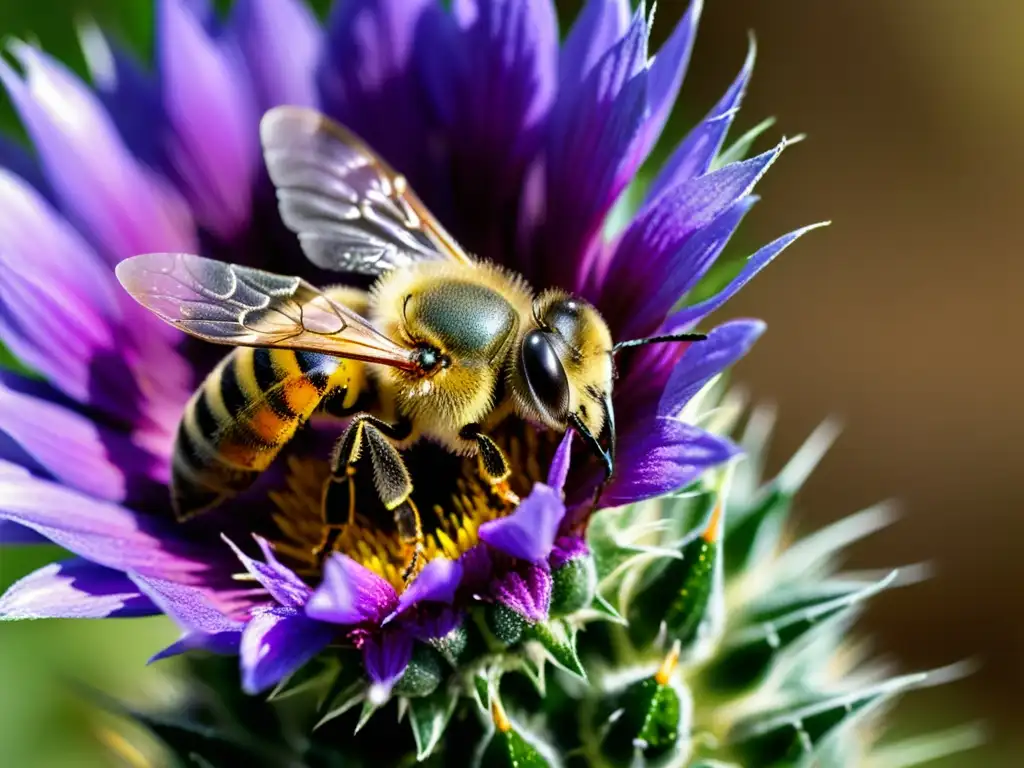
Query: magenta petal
xmin=223 ymin=535 xmax=309 ymax=609
xmin=306 ymin=554 xmax=397 ymax=626
xmin=132 ymin=573 xmax=245 ymax=661
xmin=239 ymin=605 xmax=334 ymax=694
xmin=0 ymin=383 xmax=164 ymax=501
xmin=492 ymin=564 xmax=552 ymax=623
xmin=391 ymin=557 xmax=462 ymax=620
xmin=228 ymin=0 xmax=321 ymax=112
xmin=362 ymin=630 xmax=413 ymax=691
xmin=0 ymin=471 xmax=211 ymax=581
xmin=0 ymin=43 xmax=196 ymax=262
xmin=546 ymin=430 xmax=574 ymax=492
xmin=158 ymin=0 xmax=258 ymax=240
xmin=479 ymin=484 xmax=565 ymax=563
xmin=0 ymin=558 xmax=157 ymax=620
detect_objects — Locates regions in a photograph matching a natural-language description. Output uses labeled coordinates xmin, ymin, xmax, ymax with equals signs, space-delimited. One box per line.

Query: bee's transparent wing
xmin=260 ymin=106 xmax=472 ymax=276
xmin=116 ymin=253 xmax=418 ymax=369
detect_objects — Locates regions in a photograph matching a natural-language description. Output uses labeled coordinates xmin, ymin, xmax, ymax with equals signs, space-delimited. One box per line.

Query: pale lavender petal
xmin=665 ymin=223 xmax=828 ymax=331
xmin=0 ymin=162 xmax=186 ymax=425
xmin=559 ymin=0 xmax=630 ymax=86
xmin=222 ymin=535 xmax=309 ymax=609
xmin=240 ymin=605 xmax=334 ymax=694
xmin=479 ymin=484 xmax=565 ymax=563
xmin=627 ymin=0 xmax=702 ymax=169
xmin=0 ymin=43 xmax=196 ymax=262
xmin=603 ymin=421 xmax=738 ymax=505
xmin=492 ymin=564 xmax=552 ymax=623
xmin=647 ymin=39 xmax=756 ymax=202
xmin=131 ymin=573 xmax=245 ymax=661
xmin=362 ymin=630 xmax=413 ymax=691
xmin=547 ymin=430 xmax=573 ymax=492
xmin=391 ymin=557 xmax=462 ymax=619
xmin=597 ymin=143 xmax=784 ymax=329
xmin=659 ymin=320 xmax=766 ymax=418
xmin=229 ymin=0 xmax=321 ymax=112
xmin=0 ymin=558 xmax=157 ymax=620
xmin=0 ymin=383 xmax=167 ymax=501
xmin=158 ymin=0 xmax=258 ymax=240
xmin=306 ymin=554 xmax=397 ymax=626
xmin=0 ymin=471 xmax=212 ymax=580
xmin=78 ymin=21 xmax=168 ymax=170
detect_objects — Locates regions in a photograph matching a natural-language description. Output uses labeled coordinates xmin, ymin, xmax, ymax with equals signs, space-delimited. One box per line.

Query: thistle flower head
xmin=0 ymin=1 xmax=975 ymax=765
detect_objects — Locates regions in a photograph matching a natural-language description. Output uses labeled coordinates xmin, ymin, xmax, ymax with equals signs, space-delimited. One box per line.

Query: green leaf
xmin=628 ymin=499 xmax=723 ymax=649
xmin=701 ymin=572 xmax=897 ymax=694
xmin=518 ymin=651 xmax=547 ymax=696
xmin=586 ymin=592 xmax=628 ymax=625
xmin=589 ymin=505 xmax=679 ymax=585
xmin=409 ymin=686 xmax=459 ymax=761
xmin=711 ymin=117 xmax=777 ymax=170
xmin=354 ymin=698 xmax=380 ymax=734
xmin=268 ymin=655 xmax=337 ymax=701
xmin=526 ymin=618 xmax=586 ymax=679
xmin=479 ymin=699 xmax=553 ymax=768
xmin=597 ymin=648 xmax=688 ymax=767
xmin=727 ymin=672 xmax=931 ymax=767
xmin=472 ymin=673 xmax=491 ymax=713
xmin=723 ymin=485 xmax=791 ymax=580
xmin=868 ymin=722 xmax=986 ymax=767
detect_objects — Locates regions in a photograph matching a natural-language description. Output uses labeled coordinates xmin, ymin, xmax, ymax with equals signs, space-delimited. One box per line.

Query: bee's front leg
xmin=317 ymin=415 xmax=421 ymax=577
xmin=459 ymin=424 xmax=520 ymax=507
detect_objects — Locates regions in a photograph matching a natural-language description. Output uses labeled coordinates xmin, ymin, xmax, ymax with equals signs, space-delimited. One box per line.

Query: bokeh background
xmin=0 ymin=0 xmax=1020 ymax=765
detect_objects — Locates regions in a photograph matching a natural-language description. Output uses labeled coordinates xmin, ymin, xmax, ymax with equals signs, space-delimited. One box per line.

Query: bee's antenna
xmin=612 ymin=332 xmax=708 ymax=353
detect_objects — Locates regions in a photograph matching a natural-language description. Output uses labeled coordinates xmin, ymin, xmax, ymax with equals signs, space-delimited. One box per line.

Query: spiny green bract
xmin=101 ymin=386 xmax=982 ymax=768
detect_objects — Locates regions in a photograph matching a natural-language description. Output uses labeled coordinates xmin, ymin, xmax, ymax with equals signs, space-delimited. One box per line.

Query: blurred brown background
xmin=0 ymin=0 xmax=1020 ymax=764
xmin=663 ymin=0 xmax=1023 ymax=753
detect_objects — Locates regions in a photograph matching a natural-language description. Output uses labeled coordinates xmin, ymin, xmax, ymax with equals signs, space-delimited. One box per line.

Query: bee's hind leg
xmin=459 ymin=424 xmax=520 ymax=507
xmin=316 ymin=415 xmax=421 ymax=577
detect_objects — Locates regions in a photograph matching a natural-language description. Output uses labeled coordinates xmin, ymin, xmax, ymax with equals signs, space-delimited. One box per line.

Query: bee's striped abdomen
xmin=171 ymin=347 xmax=358 ymax=520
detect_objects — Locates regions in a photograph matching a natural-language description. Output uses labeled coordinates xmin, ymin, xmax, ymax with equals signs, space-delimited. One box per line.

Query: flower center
xmin=267 ymin=423 xmax=558 ymax=591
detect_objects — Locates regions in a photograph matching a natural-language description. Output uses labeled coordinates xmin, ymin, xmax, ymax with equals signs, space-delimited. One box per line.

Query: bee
xmin=117 ymin=107 xmax=705 ymax=578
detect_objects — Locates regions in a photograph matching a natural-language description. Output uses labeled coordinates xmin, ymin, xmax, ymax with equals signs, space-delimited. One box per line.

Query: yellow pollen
xmin=655 ymin=641 xmax=682 ymax=686
xmin=491 ymin=697 xmax=512 ymax=733
xmin=266 ymin=428 xmax=554 ymax=593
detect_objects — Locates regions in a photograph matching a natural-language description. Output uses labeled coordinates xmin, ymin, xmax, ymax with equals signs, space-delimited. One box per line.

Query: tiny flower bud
xmin=393 ymin=645 xmax=443 ymax=698
xmin=549 ymin=552 xmax=597 ymax=617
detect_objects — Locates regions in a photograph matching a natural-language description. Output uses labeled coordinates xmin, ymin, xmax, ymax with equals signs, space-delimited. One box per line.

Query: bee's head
xmin=512 ymin=292 xmax=616 ymax=479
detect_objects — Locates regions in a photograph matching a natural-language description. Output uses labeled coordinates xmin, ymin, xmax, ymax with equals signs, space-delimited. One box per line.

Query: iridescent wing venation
xmin=260 ymin=105 xmax=472 ymax=275
xmin=116 ymin=253 xmax=418 ymax=368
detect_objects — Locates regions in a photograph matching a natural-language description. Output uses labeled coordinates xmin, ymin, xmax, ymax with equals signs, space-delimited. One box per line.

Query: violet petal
xmin=546 ymin=430 xmax=574 ymax=492
xmin=390 ymin=557 xmax=462 ymax=620
xmin=223 ymin=535 xmax=310 ymax=609
xmin=240 ymin=605 xmax=335 ymax=694
xmin=659 ymin=320 xmax=766 ymax=418
xmin=479 ymin=484 xmax=565 ymax=563
xmin=306 ymin=554 xmax=397 ymax=626
xmin=362 ymin=630 xmax=413 ymax=693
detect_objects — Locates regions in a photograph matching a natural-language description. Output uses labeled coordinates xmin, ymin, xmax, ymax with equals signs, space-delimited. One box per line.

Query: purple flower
xmin=0 ymin=0 xmax=821 ymax=693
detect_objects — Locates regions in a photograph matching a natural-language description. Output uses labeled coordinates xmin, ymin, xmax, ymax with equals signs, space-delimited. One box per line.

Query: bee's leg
xmin=459 ymin=424 xmax=520 ymax=506
xmin=317 ymin=415 xmax=417 ymax=569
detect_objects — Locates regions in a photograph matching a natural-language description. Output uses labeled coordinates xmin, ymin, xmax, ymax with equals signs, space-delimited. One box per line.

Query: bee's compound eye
xmin=521 ymin=330 xmax=570 ymax=422
xmin=415 ymin=345 xmax=447 ymax=372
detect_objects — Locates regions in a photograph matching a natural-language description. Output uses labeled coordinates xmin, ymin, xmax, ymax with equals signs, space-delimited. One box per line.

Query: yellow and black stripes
xmin=171 ymin=347 xmax=365 ymax=520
